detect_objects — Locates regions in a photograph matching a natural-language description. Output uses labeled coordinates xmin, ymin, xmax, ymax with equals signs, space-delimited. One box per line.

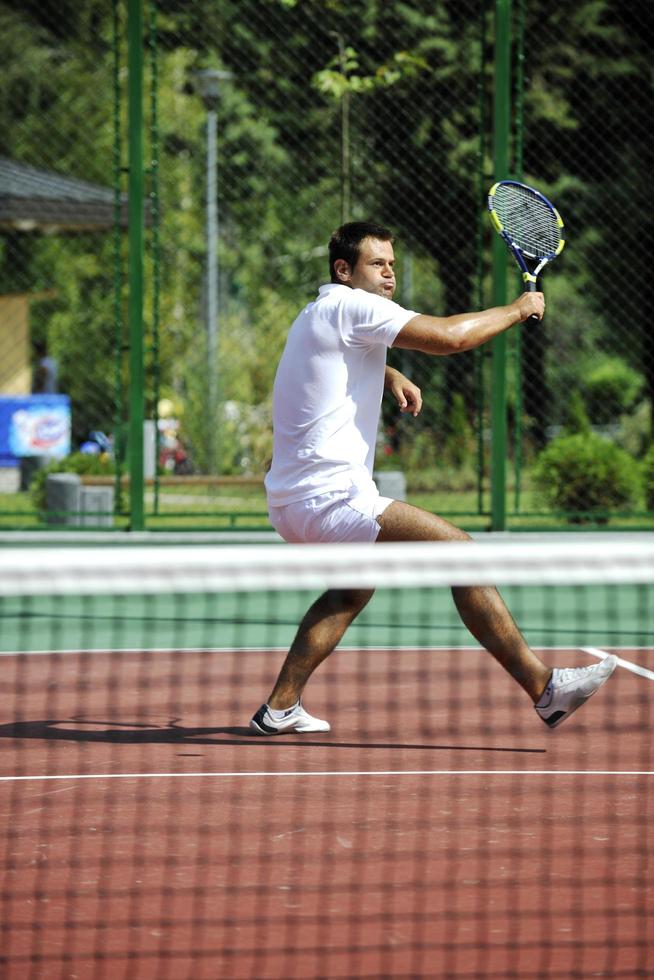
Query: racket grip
xmin=524 ymin=277 xmax=541 ymax=326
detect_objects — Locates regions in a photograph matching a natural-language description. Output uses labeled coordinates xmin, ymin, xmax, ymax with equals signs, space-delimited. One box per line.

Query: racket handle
xmin=525 ymin=277 xmax=541 ymax=327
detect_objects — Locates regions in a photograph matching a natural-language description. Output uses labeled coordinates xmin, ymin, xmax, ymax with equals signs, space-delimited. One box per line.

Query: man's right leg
xmin=250 ymin=587 xmax=374 ymax=735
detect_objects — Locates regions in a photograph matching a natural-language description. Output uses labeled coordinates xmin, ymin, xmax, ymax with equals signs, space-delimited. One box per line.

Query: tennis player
xmin=250 ymin=221 xmax=617 ymax=735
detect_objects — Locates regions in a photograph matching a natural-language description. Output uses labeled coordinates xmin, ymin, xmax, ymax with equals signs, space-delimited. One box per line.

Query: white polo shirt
xmin=265 ymin=283 xmax=417 ymax=507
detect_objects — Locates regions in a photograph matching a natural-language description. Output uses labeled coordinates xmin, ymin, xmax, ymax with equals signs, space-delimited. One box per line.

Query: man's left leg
xmin=376 ymin=500 xmax=618 ymax=726
xmin=377 ymin=501 xmax=551 ymax=702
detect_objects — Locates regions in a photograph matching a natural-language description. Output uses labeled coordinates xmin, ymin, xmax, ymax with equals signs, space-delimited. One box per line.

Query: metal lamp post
xmin=193 ymin=68 xmax=232 ymax=473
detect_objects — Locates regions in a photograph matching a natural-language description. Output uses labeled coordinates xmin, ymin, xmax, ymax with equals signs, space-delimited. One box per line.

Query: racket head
xmin=488 ymin=180 xmax=565 ymax=263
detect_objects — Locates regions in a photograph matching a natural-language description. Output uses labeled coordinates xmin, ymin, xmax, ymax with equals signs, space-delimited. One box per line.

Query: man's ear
xmin=333 ymin=258 xmax=352 ymax=284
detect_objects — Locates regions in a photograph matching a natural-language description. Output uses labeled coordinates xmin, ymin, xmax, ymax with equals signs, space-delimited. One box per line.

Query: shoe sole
xmin=249 ymin=720 xmax=331 ymax=735
xmin=540 ymin=656 xmax=618 ymax=730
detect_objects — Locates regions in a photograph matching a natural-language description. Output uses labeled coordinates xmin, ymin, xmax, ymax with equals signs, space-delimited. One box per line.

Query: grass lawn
xmin=1 ymin=476 xmax=653 ymax=533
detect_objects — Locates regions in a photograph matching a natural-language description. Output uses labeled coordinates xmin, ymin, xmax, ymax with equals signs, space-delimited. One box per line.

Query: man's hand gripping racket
xmin=488 ymin=180 xmax=565 ymax=326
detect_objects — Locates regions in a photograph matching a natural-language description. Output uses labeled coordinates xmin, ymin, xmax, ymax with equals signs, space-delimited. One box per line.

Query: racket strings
xmin=494 ymin=186 xmax=561 ymax=258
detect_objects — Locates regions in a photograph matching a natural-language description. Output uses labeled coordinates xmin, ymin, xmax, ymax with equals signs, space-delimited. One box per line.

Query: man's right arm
xmin=392 ymin=292 xmax=544 ymax=356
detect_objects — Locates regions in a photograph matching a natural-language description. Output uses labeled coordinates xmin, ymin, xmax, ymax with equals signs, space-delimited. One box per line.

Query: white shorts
xmin=269 ymin=485 xmax=394 ymax=544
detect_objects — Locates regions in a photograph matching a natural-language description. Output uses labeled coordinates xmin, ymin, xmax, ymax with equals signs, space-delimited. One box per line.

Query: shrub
xmin=533 ymin=433 xmax=640 ymax=521
xmin=583 ymin=356 xmax=644 ymax=425
xmin=30 ymin=452 xmax=114 ymax=512
xmin=615 ymin=399 xmax=652 ymax=458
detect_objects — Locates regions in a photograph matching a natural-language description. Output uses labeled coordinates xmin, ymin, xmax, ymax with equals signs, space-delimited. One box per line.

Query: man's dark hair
xmin=328 ymin=221 xmax=394 ymax=283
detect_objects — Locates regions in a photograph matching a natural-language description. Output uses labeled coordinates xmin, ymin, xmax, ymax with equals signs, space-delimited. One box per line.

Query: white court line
xmin=581 ymin=646 xmax=654 ymax=681
xmin=1 ymin=769 xmax=653 ymax=783
xmin=1 ymin=648 xmax=650 ymax=786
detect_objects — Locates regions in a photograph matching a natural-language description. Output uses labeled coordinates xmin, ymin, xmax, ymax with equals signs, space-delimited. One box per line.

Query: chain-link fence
xmin=1 ymin=0 xmax=652 ymax=530
xmin=1 ymin=1 xmax=125 ymax=522
xmin=147 ymin=0 xmax=490 ymax=529
xmin=512 ymin=0 xmax=654 ymax=527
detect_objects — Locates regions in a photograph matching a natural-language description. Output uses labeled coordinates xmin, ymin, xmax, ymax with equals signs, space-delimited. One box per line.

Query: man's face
xmin=335 ymin=237 xmax=396 ymax=299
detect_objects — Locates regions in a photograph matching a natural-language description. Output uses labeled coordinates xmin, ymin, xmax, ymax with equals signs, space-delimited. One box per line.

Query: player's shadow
xmin=0 ymin=718 xmax=546 ymax=753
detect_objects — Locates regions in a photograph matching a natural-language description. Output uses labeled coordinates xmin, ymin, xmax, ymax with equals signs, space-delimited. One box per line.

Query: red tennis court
xmin=2 ymin=641 xmax=652 ymax=979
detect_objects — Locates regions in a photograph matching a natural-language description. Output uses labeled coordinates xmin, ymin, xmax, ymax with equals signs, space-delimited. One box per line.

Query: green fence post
xmin=475 ymin=1 xmax=489 ymax=517
xmin=127 ymin=0 xmax=145 ymax=530
xmin=112 ymin=0 xmax=125 ymax=520
xmin=149 ymin=3 xmax=161 ymax=515
xmin=490 ymin=0 xmax=512 ymax=531
xmin=513 ymin=0 xmax=526 ymax=514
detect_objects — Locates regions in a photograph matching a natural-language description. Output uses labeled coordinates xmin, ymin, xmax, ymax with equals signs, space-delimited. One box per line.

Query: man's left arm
xmin=384 ymin=365 xmax=422 ymax=417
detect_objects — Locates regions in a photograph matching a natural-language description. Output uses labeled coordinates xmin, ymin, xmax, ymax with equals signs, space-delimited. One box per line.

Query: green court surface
xmin=1 ymin=583 xmax=650 ymax=654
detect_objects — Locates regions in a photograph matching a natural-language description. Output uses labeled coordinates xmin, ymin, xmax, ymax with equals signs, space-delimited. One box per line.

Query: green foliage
xmin=30 ymin=452 xmax=114 ymax=512
xmin=314 ymin=46 xmax=428 ymax=98
xmin=641 ymin=444 xmax=654 ymax=512
xmin=383 ymin=430 xmax=437 ymax=473
xmin=562 ymin=388 xmax=591 ymax=435
xmin=583 ymin=355 xmax=644 ymax=425
xmin=2 ymin=0 xmax=653 ymax=530
xmin=220 ymin=401 xmax=273 ymax=475
xmin=615 ymin=400 xmax=652 ymax=459
xmin=33 ymin=237 xmax=120 ymax=445
xmin=536 ymin=272 xmax=605 ymax=438
xmin=533 ymin=433 xmax=640 ymax=521
xmin=444 ymin=392 xmax=475 ymax=469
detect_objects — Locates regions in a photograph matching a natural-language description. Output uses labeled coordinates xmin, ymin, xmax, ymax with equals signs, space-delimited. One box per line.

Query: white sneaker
xmin=249 ymin=701 xmax=331 ymax=735
xmin=535 ymin=656 xmax=618 ymax=729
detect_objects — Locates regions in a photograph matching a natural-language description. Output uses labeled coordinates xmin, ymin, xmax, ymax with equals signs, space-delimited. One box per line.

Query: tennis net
xmin=1 ymin=539 xmax=652 ymax=978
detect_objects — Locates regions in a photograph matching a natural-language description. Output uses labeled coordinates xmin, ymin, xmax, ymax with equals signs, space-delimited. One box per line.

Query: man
xmin=250 ymin=221 xmax=616 ymax=735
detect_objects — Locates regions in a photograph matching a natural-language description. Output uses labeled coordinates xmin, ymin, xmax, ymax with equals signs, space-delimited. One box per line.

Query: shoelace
xmin=555 ymin=664 xmax=597 ymax=685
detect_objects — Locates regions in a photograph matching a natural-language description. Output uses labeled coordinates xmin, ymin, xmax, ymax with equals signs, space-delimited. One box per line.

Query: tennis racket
xmin=487 ymin=180 xmax=565 ymax=326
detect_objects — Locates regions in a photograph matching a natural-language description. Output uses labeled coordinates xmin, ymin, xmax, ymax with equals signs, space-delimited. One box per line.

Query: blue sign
xmin=0 ymin=395 xmax=71 ymax=465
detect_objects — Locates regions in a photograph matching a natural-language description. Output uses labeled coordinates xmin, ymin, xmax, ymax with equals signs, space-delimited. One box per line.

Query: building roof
xmin=0 ymin=157 xmax=144 ymax=233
